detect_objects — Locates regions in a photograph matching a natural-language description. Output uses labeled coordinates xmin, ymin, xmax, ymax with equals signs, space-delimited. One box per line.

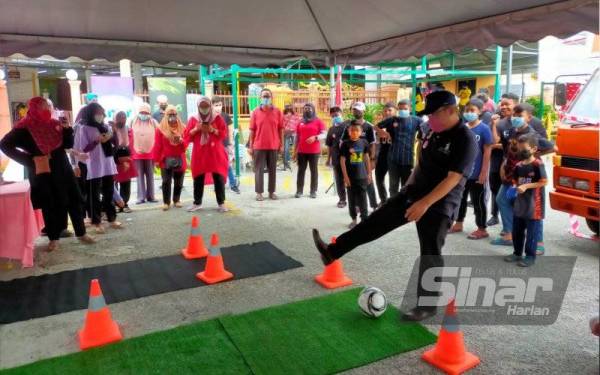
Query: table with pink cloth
xmin=0 ymin=181 xmax=44 ymax=268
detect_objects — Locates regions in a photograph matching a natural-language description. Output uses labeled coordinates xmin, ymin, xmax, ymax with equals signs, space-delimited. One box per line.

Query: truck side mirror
xmin=555 ymin=83 xmax=567 ymax=106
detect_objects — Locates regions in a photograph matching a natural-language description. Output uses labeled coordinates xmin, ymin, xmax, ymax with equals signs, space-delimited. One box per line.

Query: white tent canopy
xmin=0 ymin=0 xmax=597 ymax=65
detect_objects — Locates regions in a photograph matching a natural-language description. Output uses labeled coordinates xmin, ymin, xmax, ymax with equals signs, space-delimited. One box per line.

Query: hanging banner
xmin=147 ymin=77 xmax=187 ymax=121
xmin=90 ymin=76 xmax=134 ymax=120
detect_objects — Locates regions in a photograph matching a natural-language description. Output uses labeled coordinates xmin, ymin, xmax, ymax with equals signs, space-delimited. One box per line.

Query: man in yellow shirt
xmin=458 ymin=85 xmax=471 ymax=114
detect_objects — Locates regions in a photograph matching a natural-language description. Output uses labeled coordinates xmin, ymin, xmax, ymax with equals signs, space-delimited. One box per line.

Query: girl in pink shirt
xmin=294 ymin=103 xmax=326 ymax=198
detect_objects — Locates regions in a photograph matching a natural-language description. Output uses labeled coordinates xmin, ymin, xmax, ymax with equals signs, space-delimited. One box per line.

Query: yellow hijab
xmin=158 ymin=105 xmax=185 ymax=145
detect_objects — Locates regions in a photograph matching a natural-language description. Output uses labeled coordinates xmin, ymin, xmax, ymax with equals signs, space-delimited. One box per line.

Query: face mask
xmin=518 ymin=149 xmax=532 ymax=160
xmin=428 ymin=115 xmax=446 ymax=133
xmin=139 ymin=114 xmax=150 ymax=121
xmin=463 ymin=112 xmax=479 ymax=123
xmin=168 ymin=115 xmax=177 ymax=123
xmin=398 ymin=109 xmax=410 ymax=118
xmin=511 ymin=116 xmax=525 ymax=128
xmin=159 ymin=104 xmax=167 ymax=111
xmin=261 ymin=98 xmax=272 ymax=106
xmin=199 ymin=107 xmax=210 ymax=115
xmin=333 ymin=115 xmax=343 ymax=124
xmin=303 ymin=110 xmax=313 ymax=118
xmin=353 ymin=112 xmax=364 ymax=120
xmin=94 ymin=114 xmax=105 ymax=124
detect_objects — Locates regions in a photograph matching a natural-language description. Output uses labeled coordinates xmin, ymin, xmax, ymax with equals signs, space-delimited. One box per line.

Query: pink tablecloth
xmin=0 ymin=181 xmax=44 ymax=268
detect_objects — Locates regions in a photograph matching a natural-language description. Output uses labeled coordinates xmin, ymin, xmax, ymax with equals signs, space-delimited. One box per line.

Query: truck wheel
xmin=585 ymin=219 xmax=599 ymax=236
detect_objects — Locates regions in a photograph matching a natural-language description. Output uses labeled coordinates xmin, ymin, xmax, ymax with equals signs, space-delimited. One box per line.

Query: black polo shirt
xmin=325 ymin=123 xmax=347 ymax=164
xmin=404 ymin=120 xmax=477 ymax=219
xmin=340 ymin=120 xmax=376 ymax=144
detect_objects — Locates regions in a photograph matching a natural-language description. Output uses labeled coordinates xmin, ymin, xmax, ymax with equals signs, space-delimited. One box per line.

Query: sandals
xmin=47 ymin=241 xmax=60 ymax=252
xmin=110 ymin=221 xmax=124 ymax=229
xmin=448 ymin=224 xmax=463 ymax=234
xmin=467 ymin=230 xmax=490 ymax=240
xmin=78 ymin=234 xmax=96 ymax=244
xmin=256 ymin=194 xmax=264 ymax=201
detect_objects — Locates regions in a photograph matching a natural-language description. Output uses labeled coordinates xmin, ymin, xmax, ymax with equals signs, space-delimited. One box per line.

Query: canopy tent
xmin=0 ymin=0 xmax=597 ymax=66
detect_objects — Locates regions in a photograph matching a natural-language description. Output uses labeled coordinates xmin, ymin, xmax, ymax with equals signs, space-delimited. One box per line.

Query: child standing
xmin=504 ymin=134 xmax=547 ymax=267
xmin=340 ymin=120 xmax=372 ymax=229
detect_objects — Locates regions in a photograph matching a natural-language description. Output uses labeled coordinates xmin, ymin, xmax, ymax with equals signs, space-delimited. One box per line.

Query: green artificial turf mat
xmin=1 ymin=319 xmax=251 ymax=375
xmin=219 ymin=288 xmax=437 ymax=375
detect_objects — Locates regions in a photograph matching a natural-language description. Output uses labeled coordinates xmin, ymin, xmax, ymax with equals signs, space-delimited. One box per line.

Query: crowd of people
xmin=0 ymin=86 xmax=553 ymax=272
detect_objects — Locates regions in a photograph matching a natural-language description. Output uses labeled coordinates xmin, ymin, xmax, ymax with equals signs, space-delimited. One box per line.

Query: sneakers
xmin=518 ymin=257 xmax=536 ymax=267
xmin=486 ymin=216 xmax=499 ymax=226
xmin=337 ymin=201 xmax=347 ymax=208
xmin=136 ymin=200 xmax=146 ymax=205
xmin=231 ymin=185 xmax=241 ymax=194
xmin=187 ymin=204 xmax=202 ymax=212
xmin=504 ymin=254 xmax=521 ymax=262
xmin=310 ymin=192 xmax=317 ymax=199
xmin=147 ymin=198 xmax=159 ymax=203
xmin=295 ymin=192 xmax=302 ymax=198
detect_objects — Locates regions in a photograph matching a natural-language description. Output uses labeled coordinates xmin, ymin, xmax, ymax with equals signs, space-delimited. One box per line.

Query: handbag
xmin=165 ymin=156 xmax=183 ymax=169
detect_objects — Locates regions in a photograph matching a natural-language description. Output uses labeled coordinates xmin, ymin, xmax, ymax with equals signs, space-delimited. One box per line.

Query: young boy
xmin=339 ymin=120 xmax=372 ymax=228
xmin=326 ymin=106 xmax=347 ymax=208
xmin=504 ymin=134 xmax=547 ymax=267
xmin=449 ymin=98 xmax=493 ymax=239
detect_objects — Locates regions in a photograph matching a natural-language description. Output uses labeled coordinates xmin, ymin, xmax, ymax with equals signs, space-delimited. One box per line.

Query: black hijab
xmin=83 ymin=102 xmax=113 ymax=157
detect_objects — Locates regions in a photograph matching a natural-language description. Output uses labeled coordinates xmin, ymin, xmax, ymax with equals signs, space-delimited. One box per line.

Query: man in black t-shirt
xmin=313 ymin=91 xmax=477 ymax=321
xmin=326 ymin=106 xmax=348 ymax=208
xmin=341 ymin=102 xmax=378 ymax=209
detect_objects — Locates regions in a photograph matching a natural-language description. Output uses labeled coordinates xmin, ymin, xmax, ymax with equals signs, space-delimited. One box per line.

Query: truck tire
xmin=585 ymin=219 xmax=599 ymax=236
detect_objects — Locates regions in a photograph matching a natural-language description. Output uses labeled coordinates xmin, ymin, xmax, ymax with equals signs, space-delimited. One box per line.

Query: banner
xmin=90 ymin=76 xmax=134 ymax=120
xmin=186 ymin=93 xmax=201 ymax=121
xmin=147 ymin=77 xmax=187 ymax=121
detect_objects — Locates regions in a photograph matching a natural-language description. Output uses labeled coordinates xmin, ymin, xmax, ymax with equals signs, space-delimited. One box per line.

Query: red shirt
xmin=250 ymin=106 xmax=284 ymax=150
xmin=184 ymin=115 xmax=229 ymax=179
xmin=153 ymin=129 xmax=188 ymax=173
xmin=296 ymin=118 xmax=325 ymax=154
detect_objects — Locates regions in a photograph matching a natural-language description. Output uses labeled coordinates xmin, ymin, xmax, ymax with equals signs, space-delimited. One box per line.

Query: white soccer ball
xmin=358 ymin=286 xmax=387 ymax=318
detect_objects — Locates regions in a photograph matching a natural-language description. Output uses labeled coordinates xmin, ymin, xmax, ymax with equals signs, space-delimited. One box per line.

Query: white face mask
xmin=199 ymin=107 xmax=210 ymax=115
xmin=94 ymin=114 xmax=105 ymax=123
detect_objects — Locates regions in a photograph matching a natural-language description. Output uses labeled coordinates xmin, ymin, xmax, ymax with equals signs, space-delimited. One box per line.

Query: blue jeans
xmin=283 ymin=135 xmax=294 ymax=167
xmin=513 ymin=217 xmax=541 ymax=258
xmin=227 ymin=165 xmax=238 ymax=188
xmin=496 ymin=184 xmax=514 ymax=234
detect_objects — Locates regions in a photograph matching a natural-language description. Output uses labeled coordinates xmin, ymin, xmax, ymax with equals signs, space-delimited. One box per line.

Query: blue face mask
xmin=261 ymin=98 xmax=272 ymax=106
xmin=398 ymin=109 xmax=410 ymax=118
xmin=463 ymin=112 xmax=479 ymax=123
xmin=332 ymin=115 xmax=343 ymax=125
xmin=138 ymin=114 xmax=150 ymax=122
xmin=511 ymin=116 xmax=526 ymax=128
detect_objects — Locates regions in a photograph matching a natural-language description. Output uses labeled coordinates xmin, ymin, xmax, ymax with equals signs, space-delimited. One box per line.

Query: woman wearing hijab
xmin=110 ymin=111 xmax=136 ymax=213
xmin=294 ymin=103 xmax=326 ymax=199
xmin=184 ymin=96 xmax=229 ymax=212
xmin=154 ymin=105 xmax=187 ymax=211
xmin=0 ymin=97 xmax=95 ymax=251
xmin=131 ymin=103 xmax=158 ymax=204
xmin=74 ymin=102 xmax=122 ymax=233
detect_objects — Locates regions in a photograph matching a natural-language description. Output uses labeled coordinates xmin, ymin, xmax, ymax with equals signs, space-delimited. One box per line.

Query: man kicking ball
xmin=313 ymin=91 xmax=477 ymax=321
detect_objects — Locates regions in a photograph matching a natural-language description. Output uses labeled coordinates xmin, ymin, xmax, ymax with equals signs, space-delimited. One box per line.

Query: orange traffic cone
xmin=422 ymin=299 xmax=480 ymax=375
xmin=78 ymin=279 xmax=123 ymax=350
xmin=182 ymin=216 xmax=208 ymax=259
xmin=315 ymin=237 xmax=353 ymax=289
xmin=196 ymin=233 xmax=233 ymax=284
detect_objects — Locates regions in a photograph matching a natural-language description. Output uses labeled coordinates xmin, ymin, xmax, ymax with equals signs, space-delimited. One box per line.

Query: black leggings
xmin=375 ymin=153 xmax=389 ymax=203
xmin=489 ymin=171 xmax=502 ymax=218
xmin=296 ymin=153 xmax=319 ymax=194
xmin=332 ymin=162 xmax=347 ymax=202
xmin=89 ymin=175 xmax=117 ymax=225
xmin=456 ymin=179 xmax=487 ymax=228
xmin=161 ymin=168 xmax=184 ymax=205
xmin=116 ymin=180 xmax=131 ymax=206
xmin=41 ymin=200 xmax=86 ymax=241
xmin=194 ymin=173 xmax=226 ymax=205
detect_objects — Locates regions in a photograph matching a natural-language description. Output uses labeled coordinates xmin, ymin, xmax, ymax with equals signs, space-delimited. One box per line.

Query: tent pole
xmin=199 ymin=65 xmax=207 ymax=95
xmin=506 ymin=44 xmax=513 ymax=96
xmin=411 ymin=64 xmax=417 ymax=115
xmin=329 ymin=65 xmax=335 ymax=107
xmin=231 ymin=64 xmax=240 ymax=178
xmin=493 ymin=46 xmax=503 ymax=102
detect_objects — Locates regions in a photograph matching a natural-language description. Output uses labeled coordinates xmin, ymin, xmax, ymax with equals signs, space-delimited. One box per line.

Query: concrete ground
xmin=1 ymin=159 xmax=598 ymax=374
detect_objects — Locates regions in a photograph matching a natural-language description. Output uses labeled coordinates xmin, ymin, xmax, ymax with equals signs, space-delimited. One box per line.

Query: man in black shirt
xmin=341 ymin=102 xmax=378 ymax=210
xmin=313 ymin=91 xmax=477 ymax=321
xmin=325 ymin=106 xmax=347 ymax=208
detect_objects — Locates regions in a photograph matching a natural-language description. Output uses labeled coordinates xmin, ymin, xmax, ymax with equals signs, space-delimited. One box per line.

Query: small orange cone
xmin=182 ymin=216 xmax=208 ymax=259
xmin=422 ymin=299 xmax=480 ymax=375
xmin=196 ymin=233 xmax=233 ymax=284
xmin=78 ymin=279 xmax=123 ymax=350
xmin=315 ymin=237 xmax=353 ymax=289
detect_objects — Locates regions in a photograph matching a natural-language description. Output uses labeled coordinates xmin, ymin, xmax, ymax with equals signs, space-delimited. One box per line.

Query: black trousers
xmin=367 ymin=182 xmax=378 ymax=209
xmin=253 ymin=149 xmax=278 ymax=194
xmin=513 ymin=217 xmax=541 ymax=258
xmin=161 ymin=168 xmax=184 ymax=205
xmin=456 ymin=179 xmax=487 ymax=228
xmin=89 ymin=175 xmax=117 ymax=225
xmin=388 ymin=162 xmax=413 ymax=197
xmin=347 ymin=179 xmax=369 ymax=221
xmin=489 ymin=171 xmax=502 ymax=218
xmin=42 ymin=195 xmax=87 ymax=240
xmin=332 ymin=162 xmax=347 ymax=202
xmin=330 ymin=191 xmax=451 ymax=299
xmin=116 ymin=180 xmax=131 ymax=206
xmin=375 ymin=152 xmax=389 ymax=203
xmin=296 ymin=153 xmax=319 ymax=194
xmin=194 ymin=173 xmax=226 ymax=205
xmin=78 ymin=162 xmax=91 ymax=218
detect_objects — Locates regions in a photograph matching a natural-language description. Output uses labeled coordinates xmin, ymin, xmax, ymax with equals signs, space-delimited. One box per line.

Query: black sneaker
xmin=312 ymin=229 xmax=335 ymax=266
xmin=518 ymin=257 xmax=535 ymax=267
xmin=504 ymin=254 xmax=521 ymax=262
xmin=486 ymin=216 xmax=499 ymax=226
xmin=401 ymin=306 xmax=437 ymax=321
xmin=337 ymin=201 xmax=347 ymax=208
xmin=231 ymin=185 xmax=241 ymax=194
xmin=310 ymin=193 xmax=317 ymax=199
xmin=295 ymin=192 xmax=302 ymax=198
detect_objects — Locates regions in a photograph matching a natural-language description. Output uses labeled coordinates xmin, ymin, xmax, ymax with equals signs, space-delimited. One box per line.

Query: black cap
xmin=418 ymin=90 xmax=457 ymax=116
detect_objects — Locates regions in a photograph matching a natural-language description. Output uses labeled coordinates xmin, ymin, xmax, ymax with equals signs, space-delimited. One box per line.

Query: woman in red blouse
xmin=294 ymin=103 xmax=326 ymax=198
xmin=153 ymin=106 xmax=187 ymax=211
xmin=184 ymin=96 xmax=229 ymax=213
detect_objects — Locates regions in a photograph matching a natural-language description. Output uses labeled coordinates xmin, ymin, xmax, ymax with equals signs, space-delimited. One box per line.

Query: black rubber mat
xmin=0 ymin=242 xmax=302 ymax=324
